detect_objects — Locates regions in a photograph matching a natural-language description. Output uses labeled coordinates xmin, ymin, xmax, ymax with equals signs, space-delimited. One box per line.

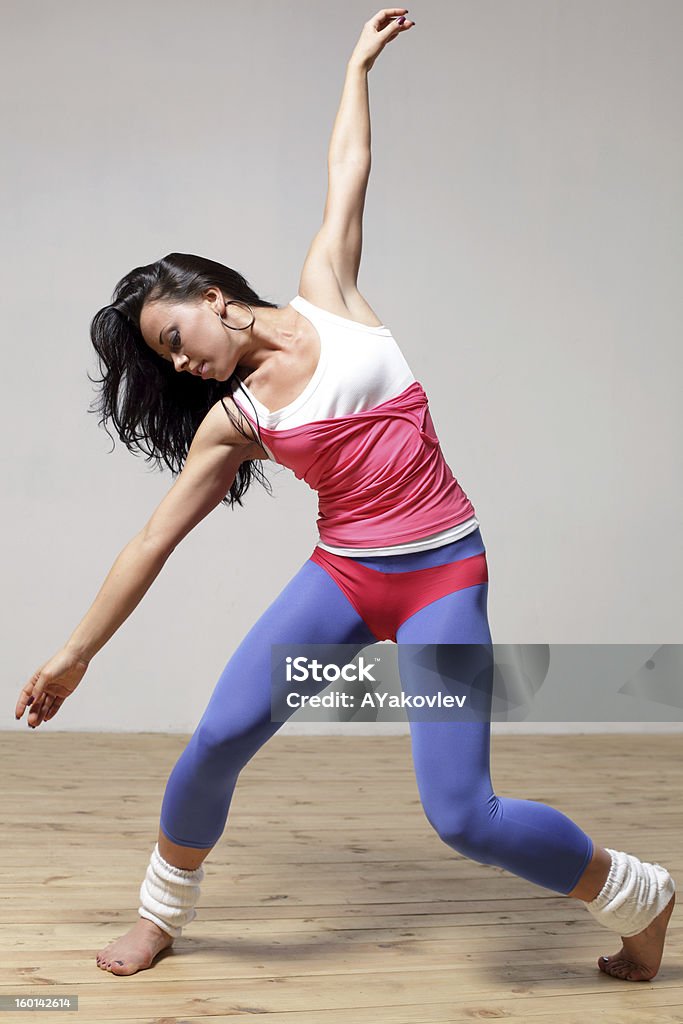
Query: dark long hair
xmin=88 ymin=253 xmax=278 ymax=508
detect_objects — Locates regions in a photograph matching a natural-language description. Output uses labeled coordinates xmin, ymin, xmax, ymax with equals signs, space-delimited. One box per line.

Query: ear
xmin=203 ymin=286 xmax=225 ymax=312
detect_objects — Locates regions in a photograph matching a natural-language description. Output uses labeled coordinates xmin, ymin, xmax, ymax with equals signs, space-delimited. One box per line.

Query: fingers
xmin=15 ymin=677 xmax=40 ymax=720
xmin=15 ymin=693 xmax=29 ymax=720
xmin=28 ymin=691 xmax=54 ymax=728
xmin=16 ymin=656 xmax=75 ymax=727
xmin=45 ymin=698 xmax=63 ymax=721
xmin=377 ymin=12 xmax=415 ymax=34
xmin=372 ymin=8 xmax=408 ymax=27
xmin=15 ymin=676 xmax=49 ymax=728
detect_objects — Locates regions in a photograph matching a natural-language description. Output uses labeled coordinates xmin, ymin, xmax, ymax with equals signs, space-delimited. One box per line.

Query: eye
xmin=170 ymin=332 xmax=182 ymax=352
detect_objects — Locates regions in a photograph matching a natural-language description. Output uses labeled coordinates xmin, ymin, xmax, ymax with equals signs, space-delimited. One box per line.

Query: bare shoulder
xmin=298 ymin=244 xmax=384 ymax=328
xmin=201 ymin=394 xmax=270 ymax=461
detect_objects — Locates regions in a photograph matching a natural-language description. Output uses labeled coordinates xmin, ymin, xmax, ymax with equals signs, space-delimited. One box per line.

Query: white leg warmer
xmin=584 ymin=848 xmax=675 ymax=937
xmin=138 ymin=843 xmax=205 ymax=939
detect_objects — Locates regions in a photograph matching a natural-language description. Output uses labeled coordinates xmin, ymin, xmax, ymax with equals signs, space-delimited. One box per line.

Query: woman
xmin=15 ymin=9 xmax=675 ymax=982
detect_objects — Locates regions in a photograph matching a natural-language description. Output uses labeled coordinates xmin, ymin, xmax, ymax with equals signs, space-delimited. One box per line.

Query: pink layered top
xmin=230 ymin=295 xmax=478 ymax=553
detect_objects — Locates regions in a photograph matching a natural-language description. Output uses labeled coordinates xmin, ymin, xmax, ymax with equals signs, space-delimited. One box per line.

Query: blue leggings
xmin=160 ymin=528 xmax=593 ymax=895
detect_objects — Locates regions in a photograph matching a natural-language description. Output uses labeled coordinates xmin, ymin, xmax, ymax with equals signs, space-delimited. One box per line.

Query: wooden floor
xmin=2 ymin=732 xmax=682 ymax=1024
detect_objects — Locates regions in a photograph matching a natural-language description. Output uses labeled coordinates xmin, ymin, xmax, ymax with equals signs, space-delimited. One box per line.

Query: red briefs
xmin=309 ymin=546 xmax=489 ymax=643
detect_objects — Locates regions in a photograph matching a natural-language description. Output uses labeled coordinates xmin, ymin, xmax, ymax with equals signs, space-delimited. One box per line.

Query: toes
xmin=598 ymin=943 xmax=658 ymax=983
xmin=598 ymin=955 xmax=628 ymax=978
xmin=599 ymin=955 xmax=648 ymax=981
xmin=110 ymin=959 xmax=134 ymax=976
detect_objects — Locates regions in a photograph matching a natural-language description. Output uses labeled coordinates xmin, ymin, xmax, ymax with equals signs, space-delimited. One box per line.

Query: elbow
xmin=139 ymin=530 xmax=176 ymax=561
xmin=329 ymin=152 xmax=371 ymax=170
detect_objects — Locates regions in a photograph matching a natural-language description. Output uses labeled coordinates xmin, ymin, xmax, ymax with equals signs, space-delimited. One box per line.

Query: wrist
xmin=348 ymin=54 xmax=370 ymax=74
xmin=65 ymin=641 xmax=93 ymax=666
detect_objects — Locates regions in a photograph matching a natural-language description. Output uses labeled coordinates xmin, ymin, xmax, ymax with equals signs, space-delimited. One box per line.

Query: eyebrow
xmin=158 ymin=327 xmax=167 ymax=348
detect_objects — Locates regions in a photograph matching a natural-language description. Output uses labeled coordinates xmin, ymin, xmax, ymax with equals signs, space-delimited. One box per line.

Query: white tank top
xmin=232 ymin=295 xmax=479 ymax=556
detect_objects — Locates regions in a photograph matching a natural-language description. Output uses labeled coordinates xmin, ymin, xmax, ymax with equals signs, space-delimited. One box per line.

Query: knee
xmin=424 ymin=800 xmax=498 ymax=865
xmin=192 ymin=717 xmax=264 ymax=770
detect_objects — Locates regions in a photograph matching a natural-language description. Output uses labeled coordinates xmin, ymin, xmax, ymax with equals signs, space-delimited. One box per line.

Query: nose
xmin=172 ymin=354 xmax=189 ymax=373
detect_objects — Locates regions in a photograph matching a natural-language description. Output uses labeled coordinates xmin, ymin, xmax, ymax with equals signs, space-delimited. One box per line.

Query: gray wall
xmin=2 ymin=0 xmax=681 ymax=734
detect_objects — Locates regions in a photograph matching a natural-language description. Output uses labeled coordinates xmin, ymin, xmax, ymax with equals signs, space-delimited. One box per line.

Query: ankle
xmin=138 ymin=843 xmax=204 ymax=940
xmin=584 ymin=848 xmax=675 ymax=936
xmin=137 ymin=917 xmax=172 ymax=937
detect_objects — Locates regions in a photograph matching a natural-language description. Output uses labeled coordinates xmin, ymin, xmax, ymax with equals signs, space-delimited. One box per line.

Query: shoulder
xmin=198 ymin=394 xmax=269 ymax=462
xmin=298 ymin=257 xmax=384 ymax=328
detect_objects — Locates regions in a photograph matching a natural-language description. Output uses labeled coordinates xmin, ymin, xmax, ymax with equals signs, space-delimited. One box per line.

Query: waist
xmin=316 ymin=515 xmax=481 ymax=557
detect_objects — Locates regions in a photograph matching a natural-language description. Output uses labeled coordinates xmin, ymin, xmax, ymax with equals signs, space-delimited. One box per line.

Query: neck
xmin=233 ymin=304 xmax=299 ymax=373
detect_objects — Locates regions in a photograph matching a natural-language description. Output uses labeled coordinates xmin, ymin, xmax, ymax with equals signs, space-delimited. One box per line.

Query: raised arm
xmin=15 ymin=401 xmax=255 ymax=729
xmin=299 ymin=9 xmax=414 ymax=302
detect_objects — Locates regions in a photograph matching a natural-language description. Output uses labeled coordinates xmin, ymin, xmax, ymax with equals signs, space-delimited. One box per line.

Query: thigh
xmin=396 ymin=577 xmax=494 ymax=717
xmin=396 ymin=581 xmax=495 ymax=807
xmin=195 ymin=556 xmax=377 ymax=749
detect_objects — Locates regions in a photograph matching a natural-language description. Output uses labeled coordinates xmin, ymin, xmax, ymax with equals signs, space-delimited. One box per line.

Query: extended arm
xmin=327 ymin=59 xmax=372 ymax=167
xmin=16 ymin=402 xmax=253 ymax=727
xmin=300 ymin=10 xmax=414 ymax=297
xmin=328 ymin=9 xmax=414 ymax=160
xmin=319 ymin=61 xmax=372 ymax=292
xmin=66 ymin=409 xmax=248 ymax=662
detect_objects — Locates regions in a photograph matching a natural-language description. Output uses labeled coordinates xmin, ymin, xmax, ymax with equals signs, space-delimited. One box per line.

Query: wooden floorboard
xmin=1 ymin=732 xmax=681 ymax=1024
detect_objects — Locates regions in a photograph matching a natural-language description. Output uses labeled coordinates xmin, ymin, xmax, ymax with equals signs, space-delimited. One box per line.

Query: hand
xmin=350 ymin=8 xmax=415 ymax=72
xmin=15 ymin=647 xmax=90 ymax=728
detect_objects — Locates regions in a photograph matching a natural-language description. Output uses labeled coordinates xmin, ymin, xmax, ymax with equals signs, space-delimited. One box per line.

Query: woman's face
xmin=139 ymin=290 xmax=236 ymax=381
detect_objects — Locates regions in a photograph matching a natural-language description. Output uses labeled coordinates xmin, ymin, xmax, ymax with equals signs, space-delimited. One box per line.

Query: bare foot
xmin=96 ymin=917 xmax=173 ymax=976
xmin=598 ymin=889 xmax=676 ymax=982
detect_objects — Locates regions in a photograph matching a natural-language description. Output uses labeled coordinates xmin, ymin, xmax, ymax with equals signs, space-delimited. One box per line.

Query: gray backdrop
xmin=2 ymin=0 xmax=681 ymax=734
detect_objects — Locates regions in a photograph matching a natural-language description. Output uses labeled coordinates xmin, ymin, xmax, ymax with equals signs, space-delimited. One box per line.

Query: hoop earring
xmin=215 ymin=301 xmax=255 ymax=331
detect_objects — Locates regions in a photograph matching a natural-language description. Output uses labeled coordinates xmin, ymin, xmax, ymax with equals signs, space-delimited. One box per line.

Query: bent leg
xmin=396 ymin=582 xmax=594 ymax=895
xmin=99 ymin=558 xmax=375 ymax=975
xmin=159 ymin=557 xmax=376 ymax=849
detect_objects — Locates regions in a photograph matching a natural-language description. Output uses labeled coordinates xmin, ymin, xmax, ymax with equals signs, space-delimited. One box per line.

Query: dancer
xmin=15 ymin=9 xmax=674 ymax=983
